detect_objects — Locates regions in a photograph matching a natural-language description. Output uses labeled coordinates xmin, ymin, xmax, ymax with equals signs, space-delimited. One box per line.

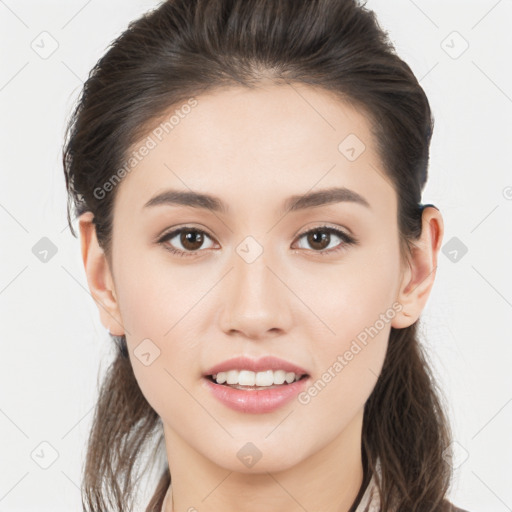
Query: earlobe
xmin=78 ymin=212 xmax=125 ymax=336
xmin=391 ymin=206 xmax=444 ymax=329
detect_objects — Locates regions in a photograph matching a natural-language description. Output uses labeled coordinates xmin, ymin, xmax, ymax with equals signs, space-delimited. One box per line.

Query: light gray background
xmin=1 ymin=1 xmax=511 ymax=511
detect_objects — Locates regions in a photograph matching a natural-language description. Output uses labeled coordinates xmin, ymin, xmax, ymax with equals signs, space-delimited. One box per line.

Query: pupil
xmin=309 ymin=231 xmax=329 ymax=250
xmin=182 ymin=230 xmax=203 ymax=250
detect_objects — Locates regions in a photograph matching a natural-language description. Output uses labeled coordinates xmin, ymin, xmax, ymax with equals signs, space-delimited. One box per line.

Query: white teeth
xmin=211 ymin=369 xmax=305 ymax=386
xmin=285 ymin=372 xmax=296 ymax=384
xmin=226 ymin=370 xmax=238 ymax=385
xmin=238 ymin=370 xmax=255 ymax=386
xmin=255 ymin=370 xmax=274 ymax=386
xmin=273 ymin=369 xmax=286 ymax=385
xmin=215 ymin=372 xmax=227 ymax=384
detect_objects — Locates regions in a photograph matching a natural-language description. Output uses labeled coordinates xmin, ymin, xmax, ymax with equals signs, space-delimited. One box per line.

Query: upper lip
xmin=204 ymin=356 xmax=309 ymax=377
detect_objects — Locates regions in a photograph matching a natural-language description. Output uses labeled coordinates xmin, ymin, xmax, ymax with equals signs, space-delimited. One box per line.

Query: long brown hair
xmin=62 ymin=0 xmax=456 ymax=510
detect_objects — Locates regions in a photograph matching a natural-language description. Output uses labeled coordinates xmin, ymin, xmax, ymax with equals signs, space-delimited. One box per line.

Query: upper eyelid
xmin=295 ymin=223 xmax=352 ymax=239
xmin=160 ymin=223 xmax=350 ymax=238
xmin=159 ymin=225 xmax=215 ymax=243
xmin=159 ymin=224 xmax=354 ymax=247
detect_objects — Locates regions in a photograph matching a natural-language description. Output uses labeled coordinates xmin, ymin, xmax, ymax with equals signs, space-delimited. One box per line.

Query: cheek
xmin=114 ymin=251 xmax=193 ymax=337
xmin=305 ymin=321 xmax=390 ymax=405
xmin=297 ymin=242 xmax=401 ymax=343
xmin=111 ymin=261 xmax=200 ymax=412
xmin=294 ymin=330 xmax=387 ymax=459
xmin=295 ymin=242 xmax=400 ymax=408
xmin=123 ymin=304 xmax=201 ymax=426
xmin=296 ymin=292 xmax=393 ymax=443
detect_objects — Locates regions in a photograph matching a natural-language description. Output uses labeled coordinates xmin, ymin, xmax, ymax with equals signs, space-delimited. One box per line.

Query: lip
xmin=202 ymin=355 xmax=310 ymax=414
xmin=203 ymin=355 xmax=309 ymax=377
xmin=202 ymin=375 xmax=310 ymax=414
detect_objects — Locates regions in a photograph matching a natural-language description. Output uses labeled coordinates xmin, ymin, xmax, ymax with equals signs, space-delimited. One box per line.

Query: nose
xmin=217 ymin=244 xmax=293 ymax=340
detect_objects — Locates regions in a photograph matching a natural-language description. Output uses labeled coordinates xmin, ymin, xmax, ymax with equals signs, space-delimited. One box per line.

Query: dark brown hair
xmin=62 ymin=0 xmax=457 ymax=510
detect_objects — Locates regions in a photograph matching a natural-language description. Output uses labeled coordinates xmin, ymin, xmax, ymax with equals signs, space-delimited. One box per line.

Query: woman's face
xmin=100 ymin=84 xmax=409 ymax=472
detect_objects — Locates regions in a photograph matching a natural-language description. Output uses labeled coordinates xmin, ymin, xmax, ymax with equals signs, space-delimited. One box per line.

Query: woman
xmin=63 ymin=0 xmax=470 ymax=510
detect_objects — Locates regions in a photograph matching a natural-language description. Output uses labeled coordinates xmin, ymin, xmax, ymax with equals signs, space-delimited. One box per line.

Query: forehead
xmin=113 ymin=83 xmax=395 ymax=218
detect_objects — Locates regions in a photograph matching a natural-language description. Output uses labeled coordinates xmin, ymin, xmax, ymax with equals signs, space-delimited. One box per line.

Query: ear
xmin=391 ymin=206 xmax=444 ymax=329
xmin=78 ymin=211 xmax=125 ymax=335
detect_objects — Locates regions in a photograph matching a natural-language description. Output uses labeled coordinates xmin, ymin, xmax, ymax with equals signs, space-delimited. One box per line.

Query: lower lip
xmin=203 ymin=376 xmax=310 ymax=414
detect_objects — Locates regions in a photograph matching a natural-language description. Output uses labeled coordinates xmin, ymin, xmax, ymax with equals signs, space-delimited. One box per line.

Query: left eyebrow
xmin=142 ymin=186 xmax=371 ymax=215
xmin=280 ymin=187 xmax=371 ymax=214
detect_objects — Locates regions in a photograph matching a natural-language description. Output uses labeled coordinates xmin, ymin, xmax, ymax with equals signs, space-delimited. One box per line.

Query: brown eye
xmin=305 ymin=230 xmax=330 ymax=251
xmin=158 ymin=227 xmax=215 ymax=257
xmin=179 ymin=229 xmax=205 ymax=251
xmin=295 ymin=226 xmax=356 ymax=255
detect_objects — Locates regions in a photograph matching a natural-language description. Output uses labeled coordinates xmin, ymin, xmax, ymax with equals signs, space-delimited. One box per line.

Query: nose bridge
xmin=218 ymin=234 xmax=291 ymax=337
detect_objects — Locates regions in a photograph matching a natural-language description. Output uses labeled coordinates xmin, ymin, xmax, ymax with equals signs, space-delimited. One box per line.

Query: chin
xmin=205 ymin=439 xmax=308 ymax=474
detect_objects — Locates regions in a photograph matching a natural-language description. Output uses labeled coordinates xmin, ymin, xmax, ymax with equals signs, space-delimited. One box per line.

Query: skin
xmin=79 ymin=83 xmax=443 ymax=512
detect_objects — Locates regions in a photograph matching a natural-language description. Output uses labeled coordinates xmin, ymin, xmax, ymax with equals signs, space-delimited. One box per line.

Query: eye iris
xmin=308 ymin=230 xmax=330 ymax=250
xmin=181 ymin=229 xmax=204 ymax=250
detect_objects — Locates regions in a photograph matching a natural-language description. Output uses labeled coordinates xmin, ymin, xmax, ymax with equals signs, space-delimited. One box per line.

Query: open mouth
xmin=203 ymin=368 xmax=311 ymax=413
xmin=205 ymin=373 xmax=309 ymax=390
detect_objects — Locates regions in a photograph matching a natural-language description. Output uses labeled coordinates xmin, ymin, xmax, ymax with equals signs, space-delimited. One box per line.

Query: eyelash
xmin=157 ymin=225 xmax=357 ymax=258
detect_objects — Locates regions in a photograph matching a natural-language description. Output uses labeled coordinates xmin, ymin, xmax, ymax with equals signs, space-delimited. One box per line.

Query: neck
xmin=162 ymin=409 xmax=365 ymax=512
xmin=161 ymin=485 xmax=171 ymax=512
